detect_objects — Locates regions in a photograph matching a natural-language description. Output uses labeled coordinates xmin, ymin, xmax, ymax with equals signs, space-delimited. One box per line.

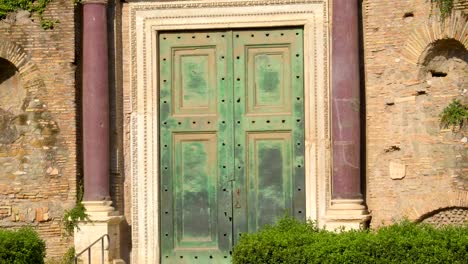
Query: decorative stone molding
xmin=324 ymin=199 xmax=371 ymax=231
xmin=126 ymin=0 xmax=329 ymax=263
xmin=401 ymin=10 xmax=468 ymax=65
xmin=82 ymin=0 xmax=109 ymax=4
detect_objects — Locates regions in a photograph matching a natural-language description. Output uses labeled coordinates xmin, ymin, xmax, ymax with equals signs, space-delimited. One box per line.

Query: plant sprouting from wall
xmin=430 ymin=0 xmax=454 ymax=19
xmin=62 ymin=180 xmax=89 ymax=236
xmin=40 ymin=18 xmax=58 ymax=29
xmin=0 ymin=0 xmax=56 ymax=29
xmin=440 ymin=99 xmax=467 ymax=129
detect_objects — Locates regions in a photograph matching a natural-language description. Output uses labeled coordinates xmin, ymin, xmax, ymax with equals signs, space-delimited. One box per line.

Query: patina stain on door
xmin=159 ymin=28 xmax=305 ymax=263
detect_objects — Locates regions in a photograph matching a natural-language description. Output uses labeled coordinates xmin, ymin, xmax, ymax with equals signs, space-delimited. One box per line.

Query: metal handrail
xmin=72 ymin=234 xmax=110 ymax=264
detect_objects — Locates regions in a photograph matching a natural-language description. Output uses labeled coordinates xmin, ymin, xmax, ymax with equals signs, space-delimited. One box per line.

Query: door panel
xmin=173 ymin=48 xmax=218 ymax=116
xmin=233 ymin=29 xmax=305 ymax=242
xmin=246 ymin=46 xmax=292 ymax=115
xmin=173 ymin=133 xmax=218 ymax=248
xmin=159 ymin=31 xmax=233 ymax=263
xmin=246 ymin=132 xmax=293 ymax=231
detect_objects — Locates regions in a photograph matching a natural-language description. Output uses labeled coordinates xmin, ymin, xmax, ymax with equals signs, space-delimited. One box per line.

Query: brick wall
xmin=0 ymin=0 xmax=77 ymax=260
xmin=362 ymin=0 xmax=467 ymax=227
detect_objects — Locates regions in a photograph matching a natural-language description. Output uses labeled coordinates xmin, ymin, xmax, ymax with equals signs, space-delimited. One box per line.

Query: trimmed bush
xmin=233 ymin=217 xmax=468 ymax=264
xmin=0 ymin=227 xmax=46 ymax=264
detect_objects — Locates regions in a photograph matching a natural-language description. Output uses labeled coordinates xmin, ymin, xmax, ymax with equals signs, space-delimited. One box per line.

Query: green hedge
xmin=0 ymin=227 xmax=46 ymax=264
xmin=233 ymin=217 xmax=468 ymax=264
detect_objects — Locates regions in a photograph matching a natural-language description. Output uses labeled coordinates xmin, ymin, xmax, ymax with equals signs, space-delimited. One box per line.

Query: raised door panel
xmin=173 ymin=48 xmax=217 ymax=116
xmin=173 ymin=133 xmax=218 ymax=248
xmin=246 ymin=132 xmax=293 ymax=231
xmin=246 ymin=46 xmax=292 ymax=115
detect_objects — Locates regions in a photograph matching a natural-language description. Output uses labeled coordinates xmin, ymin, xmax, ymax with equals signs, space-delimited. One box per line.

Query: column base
xmin=324 ymin=199 xmax=371 ymax=231
xmin=74 ymin=201 xmax=126 ymax=264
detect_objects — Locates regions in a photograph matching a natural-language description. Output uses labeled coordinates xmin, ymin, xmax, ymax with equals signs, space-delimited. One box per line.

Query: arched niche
xmin=0 ymin=57 xmax=24 ymax=114
xmin=402 ymin=10 xmax=468 ymax=66
xmin=419 ymin=39 xmax=468 ymax=80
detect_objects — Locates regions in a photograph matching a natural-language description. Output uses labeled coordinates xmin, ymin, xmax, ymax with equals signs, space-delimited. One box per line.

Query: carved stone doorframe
xmin=126 ymin=1 xmax=329 ymax=263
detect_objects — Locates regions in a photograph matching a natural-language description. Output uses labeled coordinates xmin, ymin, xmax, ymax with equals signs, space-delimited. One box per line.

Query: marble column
xmin=76 ymin=1 xmax=124 ymax=263
xmin=325 ymin=0 xmax=370 ymax=230
xmin=82 ymin=0 xmax=110 ymax=202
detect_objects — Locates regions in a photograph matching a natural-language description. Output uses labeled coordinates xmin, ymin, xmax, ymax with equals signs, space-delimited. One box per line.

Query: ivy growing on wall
xmin=0 ymin=0 xmax=57 ymax=29
xmin=431 ymin=0 xmax=454 ymax=18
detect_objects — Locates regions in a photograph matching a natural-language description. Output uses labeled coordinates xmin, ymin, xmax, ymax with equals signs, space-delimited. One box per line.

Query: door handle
xmin=235 ymin=188 xmax=241 ymax=208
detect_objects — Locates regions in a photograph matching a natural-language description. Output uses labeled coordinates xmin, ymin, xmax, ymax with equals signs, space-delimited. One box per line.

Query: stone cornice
xmin=82 ymin=0 xmax=108 ymax=4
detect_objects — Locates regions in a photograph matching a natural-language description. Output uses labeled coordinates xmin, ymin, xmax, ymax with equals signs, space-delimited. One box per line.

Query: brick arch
xmin=403 ymin=190 xmax=468 ymax=221
xmin=416 ymin=206 xmax=468 ymax=224
xmin=401 ymin=10 xmax=468 ymax=65
xmin=0 ymin=40 xmax=46 ymax=93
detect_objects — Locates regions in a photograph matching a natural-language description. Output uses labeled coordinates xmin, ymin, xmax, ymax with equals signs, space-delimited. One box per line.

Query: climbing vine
xmin=431 ymin=0 xmax=454 ymax=18
xmin=62 ymin=180 xmax=89 ymax=236
xmin=0 ymin=0 xmax=57 ymax=29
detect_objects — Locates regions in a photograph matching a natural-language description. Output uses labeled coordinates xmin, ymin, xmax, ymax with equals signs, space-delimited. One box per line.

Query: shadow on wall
xmin=0 ymin=58 xmax=21 ymax=144
xmin=0 ymin=58 xmax=17 ymax=84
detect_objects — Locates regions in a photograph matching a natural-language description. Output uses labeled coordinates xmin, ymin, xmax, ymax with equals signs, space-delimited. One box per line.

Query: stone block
xmin=389 ymin=161 xmax=406 ymax=180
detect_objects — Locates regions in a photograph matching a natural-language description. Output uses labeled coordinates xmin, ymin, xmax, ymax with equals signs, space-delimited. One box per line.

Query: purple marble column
xmin=332 ymin=0 xmax=362 ymax=200
xmin=82 ymin=0 xmax=110 ymax=201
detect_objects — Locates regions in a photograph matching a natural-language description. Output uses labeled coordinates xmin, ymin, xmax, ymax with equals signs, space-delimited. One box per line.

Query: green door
xmin=159 ymin=28 xmax=305 ymax=263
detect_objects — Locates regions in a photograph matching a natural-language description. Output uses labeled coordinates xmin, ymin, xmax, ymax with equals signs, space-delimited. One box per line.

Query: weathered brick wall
xmin=362 ymin=0 xmax=468 ymax=227
xmin=0 ymin=0 xmax=77 ymax=260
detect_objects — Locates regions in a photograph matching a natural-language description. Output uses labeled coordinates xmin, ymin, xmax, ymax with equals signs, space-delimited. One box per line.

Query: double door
xmin=159 ymin=28 xmax=305 ymax=263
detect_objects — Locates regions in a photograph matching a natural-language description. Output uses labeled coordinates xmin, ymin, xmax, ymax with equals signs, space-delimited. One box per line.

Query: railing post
xmin=101 ymin=237 xmax=105 ymax=264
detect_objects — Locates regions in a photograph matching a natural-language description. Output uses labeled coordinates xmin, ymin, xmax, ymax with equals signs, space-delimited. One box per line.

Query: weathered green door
xmin=159 ymin=28 xmax=305 ymax=263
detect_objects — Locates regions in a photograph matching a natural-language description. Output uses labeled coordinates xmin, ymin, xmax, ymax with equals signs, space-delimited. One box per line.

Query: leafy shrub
xmin=0 ymin=227 xmax=46 ymax=264
xmin=233 ymin=216 xmax=468 ymax=264
xmin=440 ymin=99 xmax=468 ymax=129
